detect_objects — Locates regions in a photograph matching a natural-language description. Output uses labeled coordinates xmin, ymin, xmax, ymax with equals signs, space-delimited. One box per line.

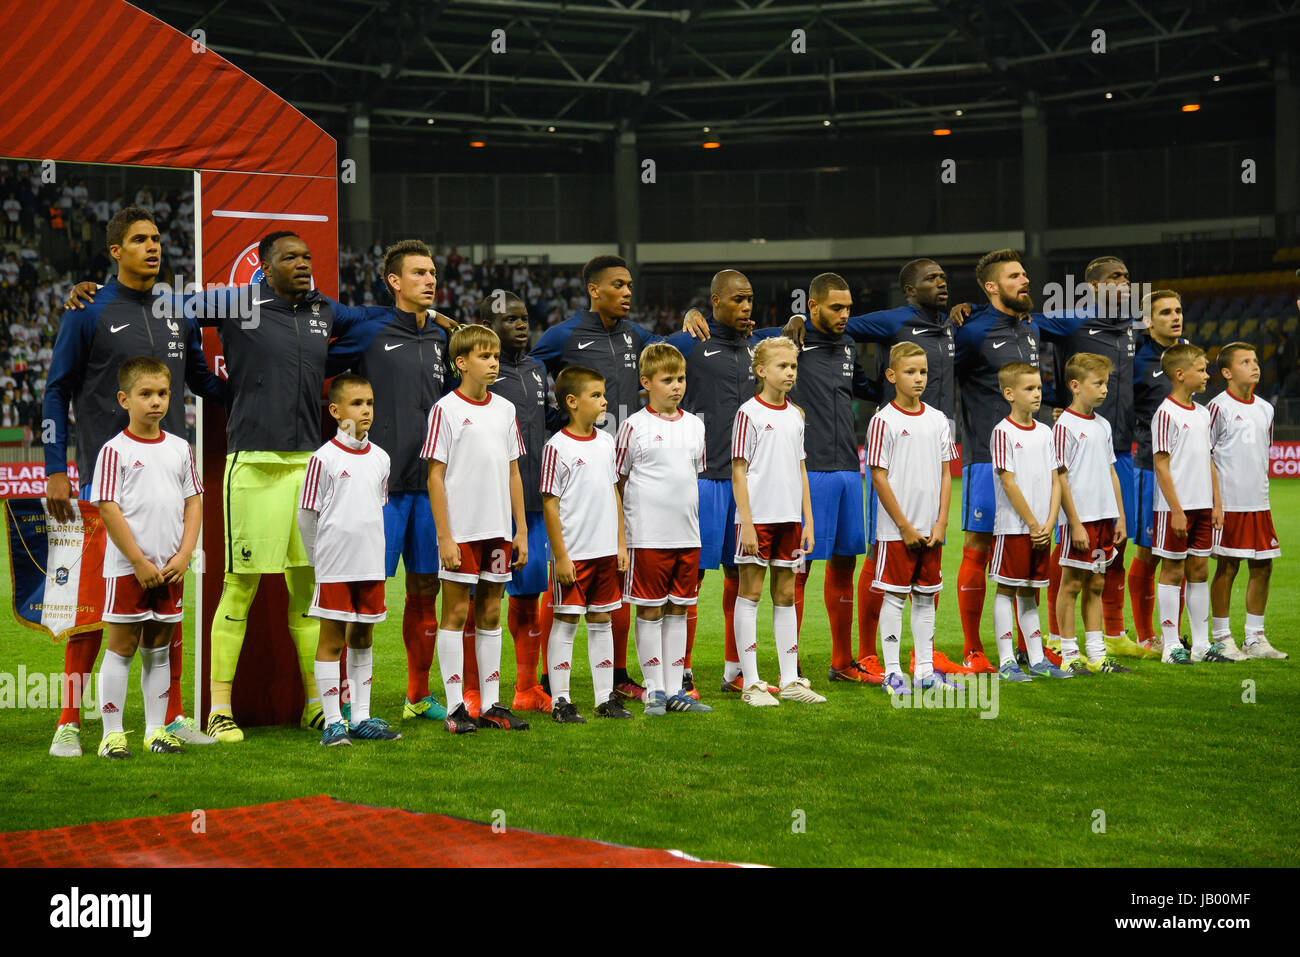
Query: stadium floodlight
xmin=1182 ymin=103 xmax=1201 ymax=112
xmin=702 ymin=140 xmax=721 ymax=149
xmin=932 ymin=128 xmax=952 ymax=136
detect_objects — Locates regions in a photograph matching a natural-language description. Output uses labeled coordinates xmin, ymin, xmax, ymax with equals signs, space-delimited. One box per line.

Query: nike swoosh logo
xmin=992 ymin=341 xmax=1007 ymax=349
xmin=911 ymin=328 xmax=924 ymax=336
xmin=801 ymin=345 xmax=819 ymax=351
xmin=577 ymin=340 xmax=596 ymax=350
xmin=384 ymin=343 xmax=404 ymax=351
xmin=109 ymin=324 xmax=130 ymax=333
xmin=703 ymin=349 xmax=722 ymax=357
xmin=254 ymin=297 xmax=276 ymax=305
xmin=1089 ymin=329 xmax=1104 ymax=336
xmin=1153 ymin=371 xmax=1164 ymax=378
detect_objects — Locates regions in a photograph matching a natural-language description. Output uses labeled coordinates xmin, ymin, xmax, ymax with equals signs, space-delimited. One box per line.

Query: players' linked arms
xmin=63 ymin=281 xmax=98 ymax=311
xmin=683 ymin=308 xmax=711 ymax=340
xmin=950 ymin=302 xmax=973 ymax=326
xmin=782 ymin=315 xmax=808 ymax=346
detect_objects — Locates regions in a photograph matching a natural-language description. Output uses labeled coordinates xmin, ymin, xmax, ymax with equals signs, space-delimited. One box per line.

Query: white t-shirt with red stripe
xmin=420 ymin=389 xmax=524 ymax=543
xmin=91 ymin=429 xmax=202 ymax=578
xmin=300 ymin=430 xmax=390 ymax=582
xmin=1208 ymin=389 xmax=1272 ymax=512
xmin=1053 ymin=408 xmax=1119 ymax=524
xmin=865 ymin=400 xmax=954 ymax=541
xmin=991 ymin=417 xmax=1056 ymax=536
xmin=615 ymin=406 xmax=706 ymax=549
xmin=732 ymin=395 xmax=805 ymax=525
xmin=1152 ymin=396 xmax=1214 ymax=512
xmin=541 ymin=428 xmax=619 ymax=560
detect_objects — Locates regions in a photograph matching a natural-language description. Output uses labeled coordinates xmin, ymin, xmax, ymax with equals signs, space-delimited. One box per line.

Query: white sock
xmin=476 ymin=627 xmax=502 ymax=710
xmin=1018 ymin=595 xmax=1043 ymax=664
xmin=99 ymin=650 xmax=131 ymax=736
xmin=1211 ymin=616 xmax=1232 ymax=641
xmin=1061 ymin=637 xmax=1080 ymax=661
xmin=734 ymin=596 xmax=760 ymax=687
xmin=723 ymin=661 xmax=742 ymax=682
xmin=663 ymin=612 xmax=687 ymax=696
xmin=546 ymin=618 xmax=579 ymax=703
xmin=911 ymin=592 xmax=936 ymax=679
xmin=314 ymin=659 xmax=343 ymax=726
xmin=1186 ymin=581 xmax=1210 ymax=653
xmin=773 ymin=604 xmax=799 ymax=687
xmin=879 ymin=592 xmax=905 ymax=675
xmin=588 ymin=620 xmax=615 ymax=706
xmin=634 ymin=616 xmax=664 ymax=696
xmin=1049 ymin=632 xmax=1061 ymax=648
xmin=346 ymin=645 xmax=372 ymax=723
xmin=1157 ymin=584 xmax=1181 ymax=651
xmin=1084 ymin=630 xmax=1105 ymax=662
xmin=993 ymin=593 xmax=1015 ymax=666
xmin=436 ymin=628 xmax=466 ymax=711
xmin=140 ymin=645 xmax=170 ymax=736
xmin=1244 ymin=612 xmax=1265 ymax=642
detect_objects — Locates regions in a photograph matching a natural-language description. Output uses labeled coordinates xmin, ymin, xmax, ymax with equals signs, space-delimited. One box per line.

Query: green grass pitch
xmin=2 ymin=480 xmax=1297 ymax=867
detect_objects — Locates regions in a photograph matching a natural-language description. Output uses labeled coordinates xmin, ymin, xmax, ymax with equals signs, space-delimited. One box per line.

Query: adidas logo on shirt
xmin=462 ymin=418 xmax=473 ymax=426
xmin=575 ymin=458 xmax=586 ymax=466
xmin=132 ymin=460 xmax=145 ymax=470
xmin=1014 ymin=442 xmax=1023 ymax=449
xmin=901 ymin=429 xmax=911 ymax=437
xmin=763 ymin=424 xmax=774 ymax=431
xmin=340 ymin=470 xmax=350 ymax=479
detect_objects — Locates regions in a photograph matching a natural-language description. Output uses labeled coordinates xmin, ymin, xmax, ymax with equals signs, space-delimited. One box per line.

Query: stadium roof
xmin=139 ymin=0 xmax=1297 ymax=164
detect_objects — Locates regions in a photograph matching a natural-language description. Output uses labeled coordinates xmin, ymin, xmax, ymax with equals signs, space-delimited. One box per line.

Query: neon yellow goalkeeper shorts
xmin=222 ymin=451 xmax=313 ymax=574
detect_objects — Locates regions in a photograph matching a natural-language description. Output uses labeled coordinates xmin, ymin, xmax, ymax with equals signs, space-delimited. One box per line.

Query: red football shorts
xmin=1152 ymin=508 xmax=1213 ymax=560
xmin=1058 ymin=518 xmax=1118 ymax=572
xmin=441 ymin=537 xmax=514 ymax=585
xmin=624 ymin=547 xmax=701 ymax=606
xmin=872 ymin=540 xmax=943 ymax=594
xmin=734 ymin=521 xmax=803 ymax=568
xmin=990 ymin=533 xmax=1050 ymax=588
xmin=1212 ymin=510 xmax=1280 ymax=560
xmin=553 ymin=555 xmax=623 ymax=615
xmin=102 ymin=574 xmax=184 ymax=624
xmin=310 ymin=580 xmax=387 ymax=623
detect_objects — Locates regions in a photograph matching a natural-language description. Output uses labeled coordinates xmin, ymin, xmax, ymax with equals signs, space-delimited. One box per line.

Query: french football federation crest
xmin=532 ymin=370 xmax=543 ymax=385
xmin=623 ymin=332 xmax=633 ymax=348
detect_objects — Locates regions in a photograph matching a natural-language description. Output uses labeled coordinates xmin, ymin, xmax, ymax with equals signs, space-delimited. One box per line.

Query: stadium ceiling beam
xmin=445 ymin=0 xmax=688 ymax=22
xmin=1002 ymin=8 xmax=1300 ymax=67
xmin=1004 ymin=3 xmax=1054 ymax=56
xmin=683 ymin=43 xmax=733 ymax=82
xmin=821 ymin=18 xmax=906 ymax=70
xmin=209 ymin=44 xmax=645 ymax=91
xmin=908 ymin=27 xmax=961 ymax=68
xmin=299 ymin=99 xmax=617 ymax=131
xmin=1053 ymin=0 xmax=1101 ymax=52
xmin=663 ymin=61 xmax=989 ymax=91
xmin=697 ymin=0 xmax=930 ymax=21
xmin=640 ymin=97 xmax=1019 ymax=132
xmin=1037 ymin=61 xmax=1268 ymax=106
xmin=261 ymin=0 xmax=321 ymax=61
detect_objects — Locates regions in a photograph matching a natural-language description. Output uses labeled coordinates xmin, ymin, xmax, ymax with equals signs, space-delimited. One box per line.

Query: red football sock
xmin=1047 ymin=540 xmax=1063 ymax=635
xmin=403 ymin=593 xmax=436 ymax=702
xmin=856 ymin=565 xmax=883 ymax=659
xmin=461 ymin=604 xmax=479 ymax=693
xmin=1103 ymin=540 xmax=1127 ymax=634
xmin=825 ymin=565 xmax=856 ymax=670
xmin=794 ymin=570 xmax=808 ymax=633
xmin=612 ymin=602 xmax=631 ymax=671
xmin=958 ymin=547 xmax=990 ymax=656
xmin=539 ymin=580 xmax=554 ymax=672
xmin=1128 ymin=555 xmax=1157 ymax=642
xmin=59 ymin=631 xmax=102 ymax=727
xmin=166 ymin=621 xmax=184 ymax=724
xmin=507 ymin=595 xmax=541 ymax=692
xmin=722 ymin=574 xmax=739 ymax=662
